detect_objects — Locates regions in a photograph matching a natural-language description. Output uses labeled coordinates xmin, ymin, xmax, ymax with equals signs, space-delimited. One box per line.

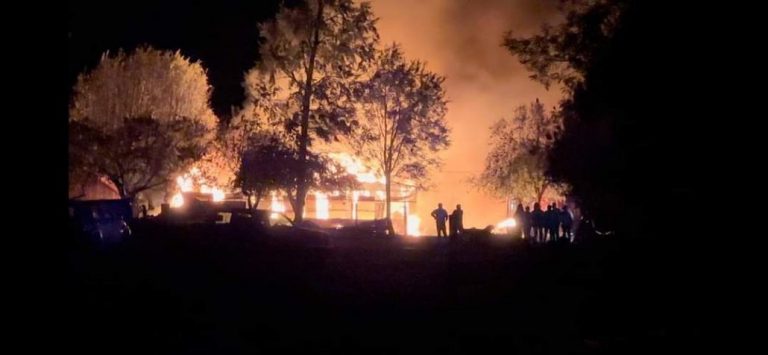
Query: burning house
xmin=167 ymin=152 xmax=422 ymax=236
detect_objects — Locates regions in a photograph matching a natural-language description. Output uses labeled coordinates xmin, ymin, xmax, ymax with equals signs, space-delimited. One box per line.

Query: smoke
xmin=369 ymin=0 xmax=565 ymax=231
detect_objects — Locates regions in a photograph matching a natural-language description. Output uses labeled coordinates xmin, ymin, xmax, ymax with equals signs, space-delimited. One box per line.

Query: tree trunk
xmin=254 ymin=190 xmax=263 ymax=209
xmin=384 ymin=172 xmax=395 ymax=235
xmin=111 ymin=176 xmax=128 ymax=199
xmin=385 ymin=173 xmax=392 ymax=221
xmin=536 ymin=182 xmax=549 ymax=205
xmin=294 ymin=0 xmax=324 ymax=223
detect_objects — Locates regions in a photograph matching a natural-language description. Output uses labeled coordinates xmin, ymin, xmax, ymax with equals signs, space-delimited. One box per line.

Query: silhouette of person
xmin=141 ymin=204 xmax=148 ymax=218
xmin=548 ymin=204 xmax=561 ymax=242
xmin=513 ymin=203 xmax=526 ymax=239
xmin=431 ymin=203 xmax=449 ymax=238
xmin=576 ymin=212 xmax=596 ymax=243
xmin=450 ymin=204 xmax=464 ymax=238
xmin=524 ymin=206 xmax=532 ymax=241
xmin=544 ymin=204 xmax=554 ymax=241
xmin=532 ymin=203 xmax=544 ymax=243
xmin=560 ymin=205 xmax=574 ymax=241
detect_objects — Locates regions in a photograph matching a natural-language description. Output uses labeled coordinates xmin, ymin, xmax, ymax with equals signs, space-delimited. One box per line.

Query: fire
xmin=407 ymin=214 xmax=421 ymax=236
xmin=315 ymin=192 xmax=329 ymax=219
xmin=177 ymin=175 xmax=193 ymax=192
xmin=270 ymin=191 xmax=285 ymax=219
xmin=328 ymin=152 xmax=386 ymax=184
xmin=170 ymin=192 xmax=184 ymax=208
xmin=170 ymin=166 xmax=226 ymax=207
xmin=391 ymin=200 xmax=422 ymax=236
xmin=200 ymin=185 xmax=225 ymax=202
xmin=492 ymin=217 xmax=517 ymax=234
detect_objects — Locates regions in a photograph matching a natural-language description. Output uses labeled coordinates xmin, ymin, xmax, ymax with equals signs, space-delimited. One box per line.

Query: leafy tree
xmin=351 ymin=44 xmax=449 ymax=225
xmin=236 ymin=134 xmax=358 ymax=213
xmin=476 ymin=99 xmax=565 ymax=206
xmin=69 ymin=47 xmax=217 ymax=200
xmin=243 ymin=0 xmax=379 ymax=221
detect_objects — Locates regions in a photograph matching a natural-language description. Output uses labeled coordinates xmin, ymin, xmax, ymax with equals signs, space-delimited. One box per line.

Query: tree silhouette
xmin=243 ymin=0 xmax=379 ymax=222
xmin=352 ymin=44 xmax=449 ymax=229
xmin=476 ymin=99 xmax=564 ymax=206
xmin=69 ymin=47 xmax=216 ymax=200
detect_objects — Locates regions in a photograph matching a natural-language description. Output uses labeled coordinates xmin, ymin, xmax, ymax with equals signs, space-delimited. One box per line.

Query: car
xmin=214 ymin=209 xmax=333 ymax=249
xmin=331 ymin=218 xmax=393 ymax=237
xmin=69 ymin=199 xmax=133 ymax=247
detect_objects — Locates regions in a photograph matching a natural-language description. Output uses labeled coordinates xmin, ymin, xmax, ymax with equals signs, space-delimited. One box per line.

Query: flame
xmin=392 ymin=200 xmax=421 ymax=236
xmin=200 ymin=185 xmax=225 ymax=202
xmin=211 ymin=188 xmax=225 ymax=201
xmin=492 ymin=217 xmax=517 ymax=234
xmin=170 ymin=192 xmax=184 ymax=208
xmin=407 ymin=214 xmax=421 ymax=236
xmin=328 ymin=152 xmax=386 ymax=184
xmin=270 ymin=191 xmax=286 ymax=219
xmin=170 ymin=166 xmax=226 ymax=207
xmin=177 ymin=175 xmax=193 ymax=192
xmin=315 ymin=192 xmax=329 ymax=219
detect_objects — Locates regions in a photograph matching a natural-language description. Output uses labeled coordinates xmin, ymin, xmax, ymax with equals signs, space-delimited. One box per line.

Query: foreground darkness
xmin=65 ymin=225 xmax=704 ymax=354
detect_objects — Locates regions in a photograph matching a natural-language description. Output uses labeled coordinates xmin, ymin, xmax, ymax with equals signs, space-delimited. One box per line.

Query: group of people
xmin=514 ymin=202 xmax=573 ymax=243
xmin=429 ymin=201 xmax=576 ymax=243
xmin=430 ymin=203 xmax=464 ymax=238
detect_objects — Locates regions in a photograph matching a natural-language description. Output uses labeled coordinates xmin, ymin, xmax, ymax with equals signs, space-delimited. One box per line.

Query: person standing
xmin=524 ymin=206 xmax=532 ymax=241
xmin=560 ymin=205 xmax=574 ymax=242
xmin=431 ymin=203 xmax=449 ymax=238
xmin=532 ymin=203 xmax=545 ymax=243
xmin=549 ymin=204 xmax=561 ymax=242
xmin=450 ymin=204 xmax=464 ymax=238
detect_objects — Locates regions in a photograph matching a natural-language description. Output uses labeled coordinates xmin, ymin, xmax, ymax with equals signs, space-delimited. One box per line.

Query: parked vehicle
xmin=69 ymin=199 xmax=133 ymax=247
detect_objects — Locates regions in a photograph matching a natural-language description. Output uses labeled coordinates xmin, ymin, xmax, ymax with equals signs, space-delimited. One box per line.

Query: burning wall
xmin=168 ymin=152 xmax=423 ymax=236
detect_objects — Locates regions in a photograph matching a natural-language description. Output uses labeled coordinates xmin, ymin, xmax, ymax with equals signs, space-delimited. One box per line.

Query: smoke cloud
xmin=370 ymin=0 xmax=565 ymax=231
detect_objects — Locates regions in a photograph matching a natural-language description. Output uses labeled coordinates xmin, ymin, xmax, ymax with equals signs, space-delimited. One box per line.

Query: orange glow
xmin=170 ymin=192 xmax=184 ymax=208
xmin=328 ymin=152 xmax=386 ymax=184
xmin=492 ymin=217 xmax=517 ymax=234
xmin=368 ymin=0 xmax=565 ymax=231
xmin=176 ymin=175 xmax=193 ymax=192
xmin=200 ymin=185 xmax=225 ymax=202
xmin=270 ymin=191 xmax=286 ymax=219
xmin=407 ymin=214 xmax=421 ymax=236
xmin=351 ymin=191 xmax=360 ymax=220
xmin=171 ymin=166 xmax=226 ymax=207
xmin=314 ymin=192 xmax=329 ymax=219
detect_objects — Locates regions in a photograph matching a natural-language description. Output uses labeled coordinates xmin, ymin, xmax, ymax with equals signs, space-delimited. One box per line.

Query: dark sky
xmin=68 ymin=0 xmax=282 ymax=117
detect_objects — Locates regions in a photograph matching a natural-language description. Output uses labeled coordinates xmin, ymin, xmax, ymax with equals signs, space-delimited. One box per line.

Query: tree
xmin=70 ymin=46 xmax=217 ymax=129
xmin=69 ymin=117 xmax=210 ymax=200
xmin=194 ymin=112 xmax=262 ymax=193
xmin=352 ymin=44 xmax=449 ymax=228
xmin=69 ymin=46 xmax=217 ymax=200
xmin=476 ymin=99 xmax=564 ymax=206
xmin=236 ymin=135 xmax=294 ymax=210
xmin=236 ymin=134 xmax=358 ymax=214
xmin=503 ymin=0 xmax=709 ymax=235
xmin=243 ymin=0 xmax=379 ymax=222
xmin=502 ymin=0 xmax=625 ymax=91
xmin=501 ymin=0 xmax=625 ymax=223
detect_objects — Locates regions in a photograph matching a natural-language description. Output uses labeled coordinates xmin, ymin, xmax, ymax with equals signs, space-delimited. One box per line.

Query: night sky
xmin=68 ymin=0 xmax=282 ymax=118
